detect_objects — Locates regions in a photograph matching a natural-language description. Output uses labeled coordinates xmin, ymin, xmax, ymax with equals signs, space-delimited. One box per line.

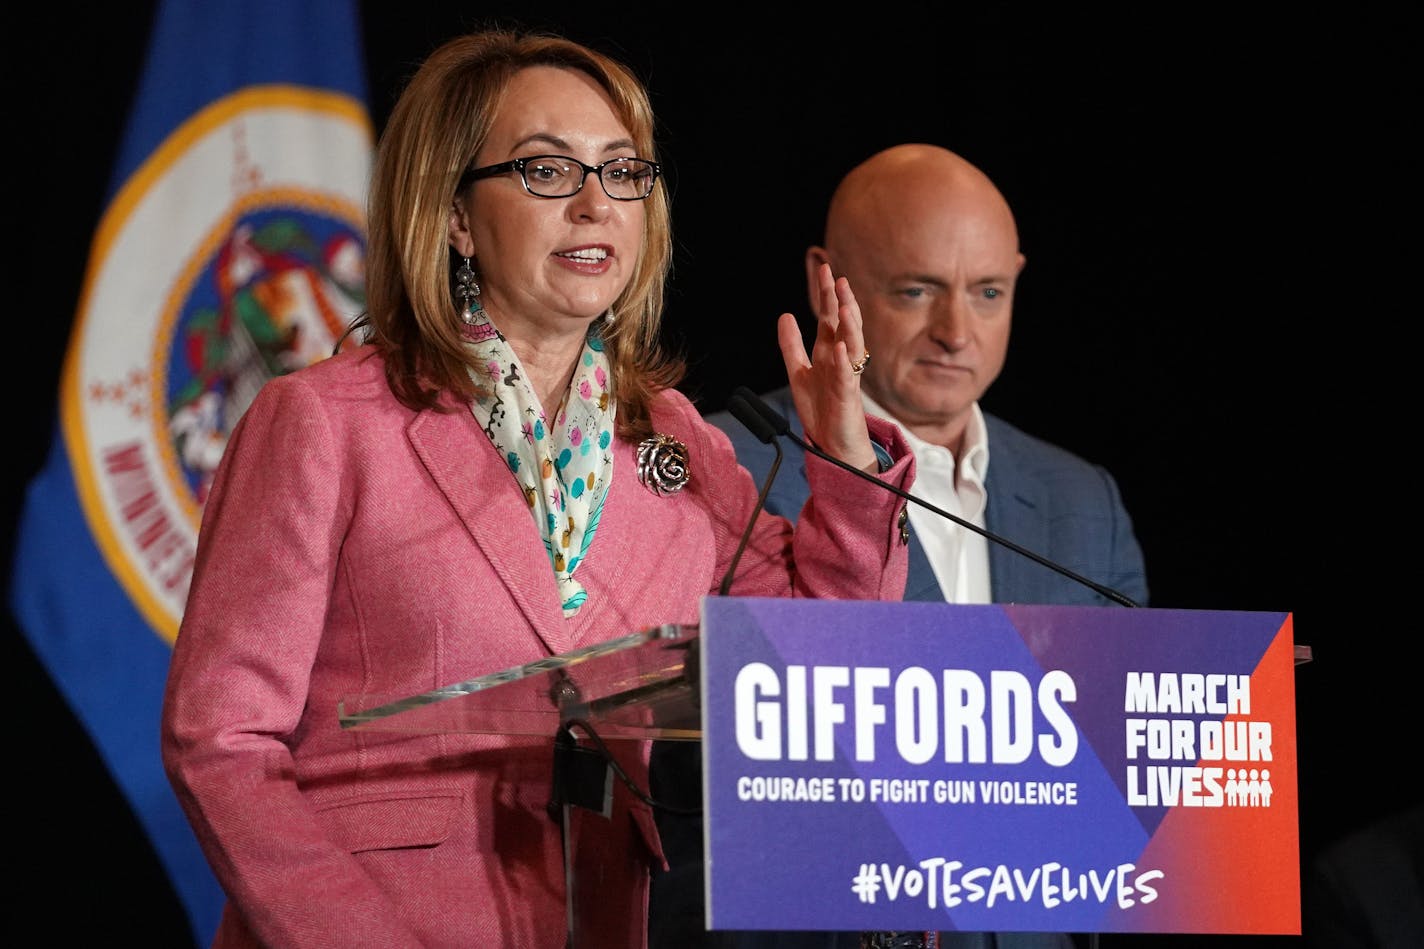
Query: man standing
xmin=649 ymin=144 xmax=1148 ymax=949
xmin=719 ymin=143 xmax=1146 ymax=610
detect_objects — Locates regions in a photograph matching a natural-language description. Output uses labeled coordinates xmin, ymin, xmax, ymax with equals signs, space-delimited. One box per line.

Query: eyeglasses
xmin=459 ymin=154 xmax=661 ymax=201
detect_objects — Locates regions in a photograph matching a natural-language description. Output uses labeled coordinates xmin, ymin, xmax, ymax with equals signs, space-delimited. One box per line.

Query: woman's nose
xmin=568 ymin=175 xmax=614 ymax=220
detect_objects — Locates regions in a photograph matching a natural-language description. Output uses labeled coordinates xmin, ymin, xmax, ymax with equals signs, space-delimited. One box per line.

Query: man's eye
xmin=982 ymin=288 xmax=1001 ymax=300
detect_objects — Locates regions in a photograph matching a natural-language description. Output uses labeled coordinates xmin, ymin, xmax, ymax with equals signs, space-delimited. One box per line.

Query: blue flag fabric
xmin=9 ymin=2 xmax=372 ymax=944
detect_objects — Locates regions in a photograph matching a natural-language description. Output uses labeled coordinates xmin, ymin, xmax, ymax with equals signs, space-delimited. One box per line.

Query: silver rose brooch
xmin=636 ymin=434 xmax=690 ymax=495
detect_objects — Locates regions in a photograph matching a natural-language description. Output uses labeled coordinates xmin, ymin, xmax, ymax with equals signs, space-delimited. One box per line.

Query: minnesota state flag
xmin=9 ymin=2 xmax=372 ymax=943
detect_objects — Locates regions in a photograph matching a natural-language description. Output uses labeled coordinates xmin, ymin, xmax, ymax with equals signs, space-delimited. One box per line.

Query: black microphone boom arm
xmin=716 ymin=394 xmax=785 ymax=596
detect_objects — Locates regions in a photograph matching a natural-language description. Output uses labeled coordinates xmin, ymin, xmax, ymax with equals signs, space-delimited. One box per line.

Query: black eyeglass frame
xmin=458 ymin=154 xmax=662 ymax=200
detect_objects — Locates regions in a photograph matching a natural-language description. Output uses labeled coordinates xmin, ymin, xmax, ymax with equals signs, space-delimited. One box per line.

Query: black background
xmin=6 ymin=4 xmax=1409 ymax=946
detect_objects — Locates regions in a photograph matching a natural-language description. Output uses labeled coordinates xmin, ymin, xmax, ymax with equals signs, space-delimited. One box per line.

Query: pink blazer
xmin=161 ymin=346 xmax=912 ymax=948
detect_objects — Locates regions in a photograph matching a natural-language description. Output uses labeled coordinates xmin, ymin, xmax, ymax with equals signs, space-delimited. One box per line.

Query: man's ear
xmin=448 ymin=200 xmax=475 ymax=258
xmin=804 ymin=245 xmax=830 ymax=309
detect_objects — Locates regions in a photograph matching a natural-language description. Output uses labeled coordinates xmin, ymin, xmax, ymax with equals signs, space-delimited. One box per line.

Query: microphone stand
xmin=717 ymin=392 xmax=785 ymax=595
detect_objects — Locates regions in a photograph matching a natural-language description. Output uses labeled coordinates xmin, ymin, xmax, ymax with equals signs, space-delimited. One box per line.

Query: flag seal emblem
xmin=62 ymin=86 xmax=371 ymax=643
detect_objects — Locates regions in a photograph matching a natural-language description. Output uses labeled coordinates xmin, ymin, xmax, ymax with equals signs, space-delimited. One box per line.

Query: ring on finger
xmin=850 ymin=351 xmax=870 ymax=375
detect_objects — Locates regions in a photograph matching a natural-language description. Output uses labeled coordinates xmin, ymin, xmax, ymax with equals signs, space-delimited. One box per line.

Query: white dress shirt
xmin=862 ymin=394 xmax=992 ymax=604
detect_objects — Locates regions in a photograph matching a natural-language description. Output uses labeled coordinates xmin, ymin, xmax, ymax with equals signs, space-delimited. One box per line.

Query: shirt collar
xmin=860 ymin=393 xmax=991 ymax=486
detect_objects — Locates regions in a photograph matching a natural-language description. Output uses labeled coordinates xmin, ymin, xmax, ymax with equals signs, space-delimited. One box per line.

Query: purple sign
xmin=698 ymin=597 xmax=1300 ymax=935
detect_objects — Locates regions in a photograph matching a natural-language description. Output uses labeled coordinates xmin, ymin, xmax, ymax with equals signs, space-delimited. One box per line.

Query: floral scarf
xmin=464 ymin=311 xmax=615 ymax=616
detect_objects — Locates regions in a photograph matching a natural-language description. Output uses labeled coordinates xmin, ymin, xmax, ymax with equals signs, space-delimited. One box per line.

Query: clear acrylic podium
xmin=337 ymin=622 xmax=702 ymax=947
xmin=338 ymin=620 xmax=1313 ymax=946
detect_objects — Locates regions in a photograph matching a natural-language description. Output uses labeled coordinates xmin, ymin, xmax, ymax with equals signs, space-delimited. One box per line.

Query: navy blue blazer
xmin=708 ymin=386 xmax=1148 ymax=608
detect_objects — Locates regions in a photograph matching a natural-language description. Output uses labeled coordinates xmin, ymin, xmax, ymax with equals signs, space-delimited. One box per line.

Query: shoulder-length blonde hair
xmin=362 ymin=28 xmax=682 ymax=441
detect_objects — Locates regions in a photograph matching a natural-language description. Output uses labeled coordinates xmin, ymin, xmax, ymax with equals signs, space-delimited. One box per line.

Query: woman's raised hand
xmin=777 ymin=262 xmax=878 ymax=473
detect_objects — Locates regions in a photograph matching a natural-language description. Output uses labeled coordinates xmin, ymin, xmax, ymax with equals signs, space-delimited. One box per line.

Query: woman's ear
xmin=448 ymin=200 xmax=475 ymax=257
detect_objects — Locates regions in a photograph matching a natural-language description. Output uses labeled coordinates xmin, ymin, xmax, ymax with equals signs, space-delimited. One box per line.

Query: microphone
xmin=716 ymin=393 xmax=784 ymax=595
xmin=731 ymin=385 xmax=1139 ymax=608
xmin=727 ymin=391 xmax=781 ymax=445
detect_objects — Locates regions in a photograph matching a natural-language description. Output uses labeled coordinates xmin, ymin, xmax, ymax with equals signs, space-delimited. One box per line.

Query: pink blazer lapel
xmin=405 ymin=406 xmax=576 ymax=657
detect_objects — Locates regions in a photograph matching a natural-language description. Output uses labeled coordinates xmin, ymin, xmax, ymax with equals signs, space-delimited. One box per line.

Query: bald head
xmin=824 ymin=144 xmax=1019 ymax=260
xmin=810 ymin=144 xmax=1025 ymax=451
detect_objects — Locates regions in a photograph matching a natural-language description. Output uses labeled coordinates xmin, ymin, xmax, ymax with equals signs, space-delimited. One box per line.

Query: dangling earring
xmin=602 ymin=306 xmax=616 ymax=325
xmin=454 ymin=257 xmax=483 ymax=324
